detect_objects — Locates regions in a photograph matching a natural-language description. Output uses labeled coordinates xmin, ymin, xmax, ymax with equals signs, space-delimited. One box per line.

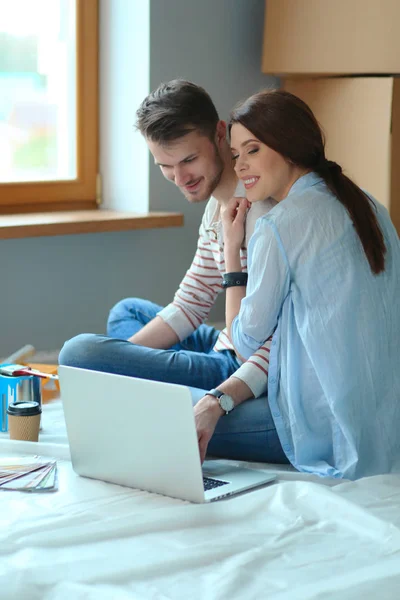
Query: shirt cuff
xmin=231 ymin=361 xmax=268 ymax=398
xmin=157 ymin=304 xmax=195 ymax=341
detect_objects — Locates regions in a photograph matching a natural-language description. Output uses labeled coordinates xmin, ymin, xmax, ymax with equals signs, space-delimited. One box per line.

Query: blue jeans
xmin=59 ymin=298 xmax=288 ymax=464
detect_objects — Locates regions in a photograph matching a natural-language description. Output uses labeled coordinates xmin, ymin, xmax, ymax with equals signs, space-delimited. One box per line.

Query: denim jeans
xmin=59 ymin=298 xmax=288 ymax=464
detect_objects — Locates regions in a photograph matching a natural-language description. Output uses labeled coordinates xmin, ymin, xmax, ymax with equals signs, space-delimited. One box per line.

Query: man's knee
xmin=107 ymin=297 xmax=141 ymax=337
xmin=107 ymin=297 xmax=162 ymax=339
xmin=108 ymin=297 xmax=140 ymax=321
xmin=107 ymin=297 xmax=152 ymax=326
xmin=58 ymin=333 xmax=103 ymax=368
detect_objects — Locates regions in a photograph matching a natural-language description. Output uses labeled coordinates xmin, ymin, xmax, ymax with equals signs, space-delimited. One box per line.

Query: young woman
xmin=222 ymin=89 xmax=400 ymax=480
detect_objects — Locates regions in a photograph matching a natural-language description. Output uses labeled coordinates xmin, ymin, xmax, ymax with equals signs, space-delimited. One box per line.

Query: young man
xmin=59 ymin=80 xmax=287 ymax=465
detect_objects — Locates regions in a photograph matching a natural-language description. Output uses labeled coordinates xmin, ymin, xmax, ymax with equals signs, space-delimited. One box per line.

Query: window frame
xmin=0 ymin=0 xmax=99 ymax=214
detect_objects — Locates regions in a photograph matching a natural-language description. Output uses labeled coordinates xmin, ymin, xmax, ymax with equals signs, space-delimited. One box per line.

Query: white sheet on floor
xmin=1 ymin=402 xmax=400 ymax=599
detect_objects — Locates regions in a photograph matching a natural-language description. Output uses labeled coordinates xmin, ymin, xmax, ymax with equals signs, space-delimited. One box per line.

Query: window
xmin=0 ymin=0 xmax=98 ymax=214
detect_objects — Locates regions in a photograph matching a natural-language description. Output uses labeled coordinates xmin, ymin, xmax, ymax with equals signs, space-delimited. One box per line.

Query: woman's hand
xmin=193 ymin=395 xmax=223 ymax=463
xmin=221 ymin=197 xmax=250 ymax=253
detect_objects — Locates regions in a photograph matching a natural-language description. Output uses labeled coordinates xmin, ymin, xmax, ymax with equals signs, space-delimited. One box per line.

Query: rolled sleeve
xmin=231 ymin=218 xmax=290 ymax=359
xmin=157 ymin=304 xmax=195 ymax=341
xmin=232 ymin=361 xmax=268 ymax=398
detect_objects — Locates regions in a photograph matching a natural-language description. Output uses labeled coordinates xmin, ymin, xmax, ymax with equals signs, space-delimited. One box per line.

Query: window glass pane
xmin=0 ymin=0 xmax=76 ymax=183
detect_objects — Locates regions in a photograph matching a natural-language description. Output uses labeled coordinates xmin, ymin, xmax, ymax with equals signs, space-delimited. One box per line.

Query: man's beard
xmin=181 ymin=143 xmax=224 ymax=202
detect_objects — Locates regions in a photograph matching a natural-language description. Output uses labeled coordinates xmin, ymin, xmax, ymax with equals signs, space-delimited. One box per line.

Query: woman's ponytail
xmin=316 ymin=159 xmax=386 ymax=275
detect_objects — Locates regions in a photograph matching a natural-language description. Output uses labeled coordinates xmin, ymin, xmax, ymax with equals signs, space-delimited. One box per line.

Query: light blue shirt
xmin=231 ymin=172 xmax=400 ymax=480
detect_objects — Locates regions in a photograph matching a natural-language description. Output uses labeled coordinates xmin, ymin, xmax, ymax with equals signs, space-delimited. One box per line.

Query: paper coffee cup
xmin=7 ymin=401 xmax=41 ymax=442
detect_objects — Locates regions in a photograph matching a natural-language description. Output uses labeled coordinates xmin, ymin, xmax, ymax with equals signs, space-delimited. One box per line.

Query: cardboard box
xmin=262 ymin=0 xmax=400 ymax=76
xmin=283 ymin=77 xmax=400 ymax=233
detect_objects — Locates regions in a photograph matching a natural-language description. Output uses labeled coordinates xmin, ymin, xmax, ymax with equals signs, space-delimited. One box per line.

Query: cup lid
xmin=7 ymin=401 xmax=41 ymax=416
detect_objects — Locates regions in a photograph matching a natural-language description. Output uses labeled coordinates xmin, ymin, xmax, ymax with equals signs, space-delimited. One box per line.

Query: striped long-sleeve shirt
xmin=158 ymin=194 xmax=277 ymax=397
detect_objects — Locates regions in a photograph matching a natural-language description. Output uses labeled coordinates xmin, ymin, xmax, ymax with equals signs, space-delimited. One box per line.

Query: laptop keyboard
xmin=203 ymin=476 xmax=229 ymax=491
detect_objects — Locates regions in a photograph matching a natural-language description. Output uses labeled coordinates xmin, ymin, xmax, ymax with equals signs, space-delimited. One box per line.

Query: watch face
xmin=220 ymin=394 xmax=234 ymax=412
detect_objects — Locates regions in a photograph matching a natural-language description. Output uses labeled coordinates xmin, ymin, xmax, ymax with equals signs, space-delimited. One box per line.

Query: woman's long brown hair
xmin=229 ymin=90 xmax=386 ymax=274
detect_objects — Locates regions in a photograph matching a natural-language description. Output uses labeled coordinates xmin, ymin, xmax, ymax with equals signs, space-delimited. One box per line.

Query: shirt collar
xmin=286 ymin=171 xmax=323 ymax=198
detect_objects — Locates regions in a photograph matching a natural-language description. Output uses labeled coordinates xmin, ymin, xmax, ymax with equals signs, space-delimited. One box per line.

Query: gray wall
xmin=0 ymin=0 xmax=278 ymax=356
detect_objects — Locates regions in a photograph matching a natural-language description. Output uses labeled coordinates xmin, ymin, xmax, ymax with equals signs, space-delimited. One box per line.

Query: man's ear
xmin=215 ymin=120 xmax=227 ymax=146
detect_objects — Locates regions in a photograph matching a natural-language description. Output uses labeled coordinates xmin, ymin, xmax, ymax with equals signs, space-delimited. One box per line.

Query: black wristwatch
xmin=206 ymin=388 xmax=235 ymax=414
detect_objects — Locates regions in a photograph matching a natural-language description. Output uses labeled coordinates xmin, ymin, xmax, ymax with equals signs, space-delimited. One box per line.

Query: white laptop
xmin=58 ymin=366 xmax=276 ymax=503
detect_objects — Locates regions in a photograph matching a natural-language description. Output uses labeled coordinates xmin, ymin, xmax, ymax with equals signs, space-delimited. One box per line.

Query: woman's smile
xmin=242 ymin=176 xmax=260 ymax=190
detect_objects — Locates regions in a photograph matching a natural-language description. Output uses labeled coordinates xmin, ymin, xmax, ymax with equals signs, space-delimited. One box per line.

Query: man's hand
xmin=221 ymin=196 xmax=250 ymax=253
xmin=193 ymin=395 xmax=224 ymax=463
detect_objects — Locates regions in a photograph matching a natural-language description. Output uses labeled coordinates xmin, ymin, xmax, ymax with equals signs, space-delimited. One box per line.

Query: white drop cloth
xmin=1 ymin=400 xmax=400 ymax=599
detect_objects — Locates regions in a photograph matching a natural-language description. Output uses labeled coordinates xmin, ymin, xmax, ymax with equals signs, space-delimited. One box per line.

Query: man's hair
xmin=135 ymin=79 xmax=220 ymax=143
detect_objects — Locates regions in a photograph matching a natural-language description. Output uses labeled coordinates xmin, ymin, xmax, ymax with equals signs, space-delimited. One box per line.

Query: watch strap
xmin=206 ymin=388 xmax=224 ymax=400
xmin=222 ymin=271 xmax=248 ymax=289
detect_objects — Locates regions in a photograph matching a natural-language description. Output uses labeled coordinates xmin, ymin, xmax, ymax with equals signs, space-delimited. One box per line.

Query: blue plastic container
xmin=0 ymin=369 xmax=42 ymax=432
